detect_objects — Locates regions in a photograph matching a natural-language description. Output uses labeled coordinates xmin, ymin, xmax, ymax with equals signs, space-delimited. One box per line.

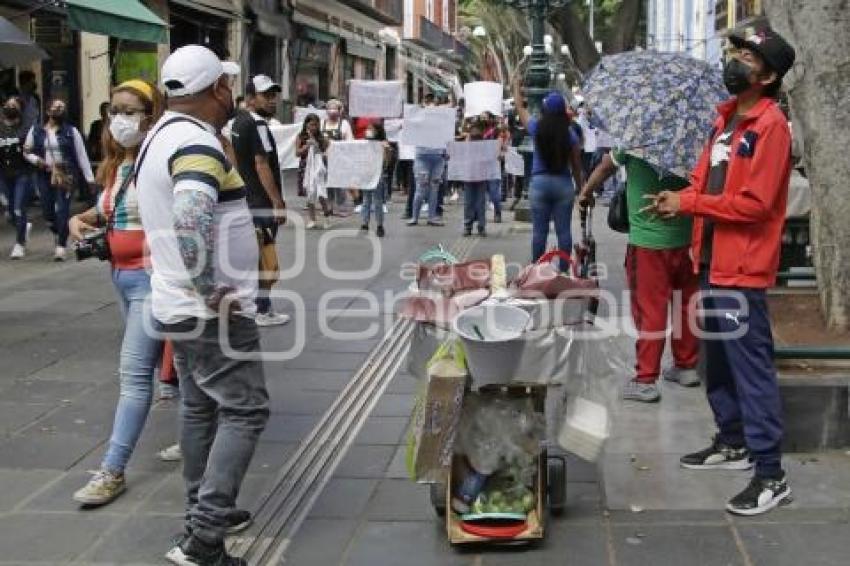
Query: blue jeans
xmin=412 ymin=153 xmax=444 ymax=222
xmin=530 ymin=174 xmax=575 ymax=264
xmin=700 ymin=272 xmax=783 ymax=478
xmin=487 ymin=178 xmax=502 ymax=216
xmin=361 ymin=176 xmax=387 ymax=226
xmin=37 ymin=172 xmax=72 ymax=247
xmin=463 ymin=182 xmax=486 ymax=233
xmin=0 ymin=173 xmax=31 ymax=245
xmin=101 ymin=268 xmax=164 ymax=474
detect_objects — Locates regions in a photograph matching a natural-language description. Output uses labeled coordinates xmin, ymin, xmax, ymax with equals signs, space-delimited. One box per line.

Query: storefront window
xmin=293 ymin=38 xmax=331 ymax=106
xmin=363 ymin=59 xmax=375 ymax=80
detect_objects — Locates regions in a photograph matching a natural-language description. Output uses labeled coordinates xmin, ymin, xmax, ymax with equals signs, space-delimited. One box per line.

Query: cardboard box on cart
xmin=446 ymin=385 xmax=547 ymax=545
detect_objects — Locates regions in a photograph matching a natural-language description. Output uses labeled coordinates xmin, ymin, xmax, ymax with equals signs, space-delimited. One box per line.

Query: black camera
xmin=74 ymin=228 xmax=110 ymax=262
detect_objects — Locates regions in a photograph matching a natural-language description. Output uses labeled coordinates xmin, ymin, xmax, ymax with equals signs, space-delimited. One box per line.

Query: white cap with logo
xmin=250 ymin=74 xmax=282 ymax=94
xmin=161 ymin=45 xmax=240 ymax=97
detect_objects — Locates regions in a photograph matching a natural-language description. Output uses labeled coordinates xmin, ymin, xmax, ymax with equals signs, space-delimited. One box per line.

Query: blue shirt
xmin=528 ymin=118 xmax=578 ymax=177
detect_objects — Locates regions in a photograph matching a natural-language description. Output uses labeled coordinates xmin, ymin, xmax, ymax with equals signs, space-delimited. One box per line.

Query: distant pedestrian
xmin=17 ymin=70 xmax=41 ymax=140
xmin=462 ymin=120 xmax=487 ymax=237
xmin=407 ymin=96 xmax=446 ymax=227
xmin=1 ymin=96 xmax=32 ymax=258
xmin=297 ymin=114 xmax=331 ymax=229
xmin=87 ymin=101 xmax=110 ymax=163
xmin=68 ymin=80 xmax=166 ymax=506
xmin=321 ymin=98 xmax=354 ymax=215
xmin=359 ymin=120 xmax=390 ymax=237
xmin=231 ymin=74 xmax=290 ymax=327
xmin=23 ymin=98 xmax=96 ymax=261
xmin=135 ymin=45 xmax=268 ymax=566
xmin=511 ymin=80 xmax=583 ymax=268
xmin=647 ymin=28 xmax=796 ymax=517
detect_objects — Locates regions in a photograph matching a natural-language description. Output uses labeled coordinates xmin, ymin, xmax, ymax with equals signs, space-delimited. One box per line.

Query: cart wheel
xmin=548 ymin=457 xmax=566 ymax=517
xmin=430 ymin=483 xmax=447 ymax=517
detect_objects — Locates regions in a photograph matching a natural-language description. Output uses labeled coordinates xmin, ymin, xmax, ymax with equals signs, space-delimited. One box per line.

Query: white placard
xmin=447 ymin=140 xmax=501 ymax=182
xmin=401 ymin=106 xmax=457 ymax=149
xmin=399 ymin=144 xmax=415 ymax=160
xmin=403 ymin=103 xmax=418 ymax=117
xmin=268 ymin=121 xmax=302 ymax=170
xmin=348 ymin=80 xmax=404 ymax=118
xmin=294 ymin=105 xmax=327 ymax=124
xmin=326 ymin=141 xmax=385 ymax=190
xmin=463 ymin=81 xmax=504 ymax=118
xmin=505 ymin=147 xmax=525 ymax=177
xmin=385 ymin=118 xmax=403 ymax=143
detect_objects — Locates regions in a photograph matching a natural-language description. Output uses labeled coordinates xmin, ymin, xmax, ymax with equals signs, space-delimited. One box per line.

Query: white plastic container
xmin=452 ymin=304 xmax=531 ymax=387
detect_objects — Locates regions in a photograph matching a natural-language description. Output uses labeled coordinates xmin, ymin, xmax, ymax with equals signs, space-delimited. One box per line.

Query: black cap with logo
xmin=729 ymin=27 xmax=796 ymax=78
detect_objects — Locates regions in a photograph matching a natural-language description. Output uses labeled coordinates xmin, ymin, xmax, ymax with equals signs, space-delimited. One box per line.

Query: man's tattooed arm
xmin=173 ymin=189 xmax=217 ymax=301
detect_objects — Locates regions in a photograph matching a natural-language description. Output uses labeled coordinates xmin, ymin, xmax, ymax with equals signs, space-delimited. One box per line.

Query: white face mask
xmin=109 ymin=113 xmax=144 ymax=148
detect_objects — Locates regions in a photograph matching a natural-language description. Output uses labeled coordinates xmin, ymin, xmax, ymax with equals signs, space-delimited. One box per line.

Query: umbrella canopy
xmin=0 ymin=16 xmax=50 ymax=68
xmin=581 ymin=51 xmax=728 ymax=178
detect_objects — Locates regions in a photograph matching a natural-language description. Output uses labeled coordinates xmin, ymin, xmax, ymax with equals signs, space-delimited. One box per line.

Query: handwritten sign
xmin=326 ymin=141 xmax=385 ymax=189
xmin=505 ymin=147 xmax=525 ymax=177
xmin=348 ymin=80 xmax=404 ymax=118
xmin=463 ymin=81 xmax=503 ymax=118
xmin=447 ymin=140 xmax=502 ymax=182
xmin=401 ymin=106 xmax=456 ymax=149
xmin=385 ymin=118 xmax=403 ymax=143
xmin=268 ymin=121 xmax=302 ymax=170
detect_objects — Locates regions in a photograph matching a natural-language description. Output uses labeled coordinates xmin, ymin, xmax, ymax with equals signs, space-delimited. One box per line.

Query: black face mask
xmin=49 ymin=111 xmax=65 ymax=122
xmin=2 ymin=107 xmax=20 ymax=120
xmin=723 ymin=59 xmax=755 ymax=95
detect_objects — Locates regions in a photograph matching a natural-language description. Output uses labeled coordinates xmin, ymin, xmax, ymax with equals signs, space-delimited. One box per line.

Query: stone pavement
xmin=0 ymin=193 xmax=848 ymax=566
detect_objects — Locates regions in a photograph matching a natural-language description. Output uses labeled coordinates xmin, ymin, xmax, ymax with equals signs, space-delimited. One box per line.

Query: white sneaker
xmin=306 ymin=221 xmax=317 ymax=230
xmin=354 ymin=204 xmax=363 ymax=213
xmin=10 ymin=244 xmax=25 ymax=259
xmin=450 ymin=191 xmax=460 ymax=202
xmin=157 ymin=443 xmax=182 ymax=462
xmin=53 ymin=246 xmax=66 ymax=261
xmin=382 ymin=204 xmax=389 ymax=213
xmin=255 ymin=311 xmax=291 ymax=327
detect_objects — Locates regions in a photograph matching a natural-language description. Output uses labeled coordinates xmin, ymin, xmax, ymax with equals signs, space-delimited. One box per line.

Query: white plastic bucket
xmin=452 ymin=304 xmax=531 ymax=387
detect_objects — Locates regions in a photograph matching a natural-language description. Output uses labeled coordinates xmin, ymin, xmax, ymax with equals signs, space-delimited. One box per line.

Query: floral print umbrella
xmin=581 ymin=51 xmax=728 ymax=179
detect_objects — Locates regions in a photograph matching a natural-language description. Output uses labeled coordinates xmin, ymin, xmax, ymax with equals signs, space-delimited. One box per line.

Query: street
xmin=0 ymin=196 xmax=847 ymax=565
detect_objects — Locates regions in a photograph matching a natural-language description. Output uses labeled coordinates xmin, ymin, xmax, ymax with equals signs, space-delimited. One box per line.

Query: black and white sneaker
xmin=165 ymin=534 xmax=246 ymax=566
xmin=680 ymin=436 xmax=753 ymax=470
xmin=225 ymin=509 xmax=253 ymax=534
xmin=726 ymin=474 xmax=792 ymax=516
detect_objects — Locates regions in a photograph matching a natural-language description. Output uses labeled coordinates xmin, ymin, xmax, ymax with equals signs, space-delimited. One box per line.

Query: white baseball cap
xmin=161 ymin=45 xmax=240 ymax=97
xmin=250 ymin=74 xmax=282 ymax=94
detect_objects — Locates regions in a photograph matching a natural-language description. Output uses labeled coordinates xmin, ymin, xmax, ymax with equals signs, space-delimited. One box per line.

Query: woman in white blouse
xmin=23 ymin=98 xmax=95 ymax=261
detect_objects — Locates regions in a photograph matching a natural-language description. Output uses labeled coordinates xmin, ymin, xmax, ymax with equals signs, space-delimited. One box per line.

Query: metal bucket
xmin=453 ymin=304 xmax=531 ymax=387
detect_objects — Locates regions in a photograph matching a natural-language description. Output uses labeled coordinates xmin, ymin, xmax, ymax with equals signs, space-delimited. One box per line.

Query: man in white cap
xmin=230 ymin=75 xmax=290 ymax=327
xmin=135 ymin=45 xmax=269 ymax=566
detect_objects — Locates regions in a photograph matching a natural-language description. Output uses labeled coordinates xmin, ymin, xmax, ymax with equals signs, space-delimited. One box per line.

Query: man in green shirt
xmin=579 ymin=149 xmax=699 ymax=402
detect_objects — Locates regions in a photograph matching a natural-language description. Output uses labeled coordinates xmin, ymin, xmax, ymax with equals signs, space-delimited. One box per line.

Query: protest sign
xmin=401 ymin=106 xmax=456 ymax=148
xmin=463 ymin=81 xmax=504 ymax=118
xmin=349 ymin=80 xmax=404 ymax=118
xmin=399 ymin=144 xmax=415 ymax=161
xmin=294 ymin=105 xmax=327 ymax=124
xmin=326 ymin=141 xmax=385 ymax=189
xmin=505 ymin=147 xmax=525 ymax=177
xmin=268 ymin=121 xmax=302 ymax=170
xmin=447 ymin=140 xmax=501 ymax=182
xmin=385 ymin=118 xmax=403 ymax=143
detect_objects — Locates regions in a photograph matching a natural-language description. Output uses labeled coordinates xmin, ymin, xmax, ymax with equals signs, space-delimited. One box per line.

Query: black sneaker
xmin=165 ymin=534 xmax=245 ymax=566
xmin=726 ymin=474 xmax=791 ymax=516
xmin=225 ymin=509 xmax=253 ymax=534
xmin=376 ymin=225 xmax=385 ymax=238
xmin=680 ymin=436 xmax=753 ymax=471
xmin=360 ymin=224 xmax=369 ymax=232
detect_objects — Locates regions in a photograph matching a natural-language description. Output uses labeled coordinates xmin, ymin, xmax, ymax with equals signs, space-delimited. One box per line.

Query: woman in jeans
xmin=511 ymin=80 xmax=583 ymax=267
xmin=360 ymin=121 xmax=391 ymax=237
xmin=24 ymin=98 xmax=95 ymax=261
xmin=0 ymin=96 xmax=32 ymax=259
xmin=68 ymin=80 xmax=164 ymax=506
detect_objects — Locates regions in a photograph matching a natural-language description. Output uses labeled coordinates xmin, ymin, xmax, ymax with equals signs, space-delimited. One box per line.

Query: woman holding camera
xmin=68 ymin=80 xmax=165 ymax=506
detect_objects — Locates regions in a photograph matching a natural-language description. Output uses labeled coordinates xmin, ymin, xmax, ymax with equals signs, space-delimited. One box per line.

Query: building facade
xmin=646 ymin=0 xmax=765 ymax=67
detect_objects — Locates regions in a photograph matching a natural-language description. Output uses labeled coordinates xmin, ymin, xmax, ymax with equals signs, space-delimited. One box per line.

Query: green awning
xmin=66 ymin=0 xmax=168 ymax=44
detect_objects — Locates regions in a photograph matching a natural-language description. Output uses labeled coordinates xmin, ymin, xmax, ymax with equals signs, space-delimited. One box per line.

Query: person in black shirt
xmin=87 ymin=101 xmax=109 ymax=163
xmin=230 ymin=74 xmax=289 ymax=326
xmin=0 ymin=96 xmax=32 ymax=258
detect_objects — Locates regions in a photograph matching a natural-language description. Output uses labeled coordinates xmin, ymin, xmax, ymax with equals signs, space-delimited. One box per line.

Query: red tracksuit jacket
xmin=679 ymin=96 xmax=792 ymax=289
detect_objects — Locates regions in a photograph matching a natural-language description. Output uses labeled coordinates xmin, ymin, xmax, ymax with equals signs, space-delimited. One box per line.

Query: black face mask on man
xmin=2 ymin=107 xmax=20 ymax=121
xmin=723 ymin=58 xmax=755 ymax=95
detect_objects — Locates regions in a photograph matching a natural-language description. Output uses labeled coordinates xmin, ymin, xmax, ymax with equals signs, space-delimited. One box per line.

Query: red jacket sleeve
xmin=679 ymin=121 xmax=790 ymax=223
